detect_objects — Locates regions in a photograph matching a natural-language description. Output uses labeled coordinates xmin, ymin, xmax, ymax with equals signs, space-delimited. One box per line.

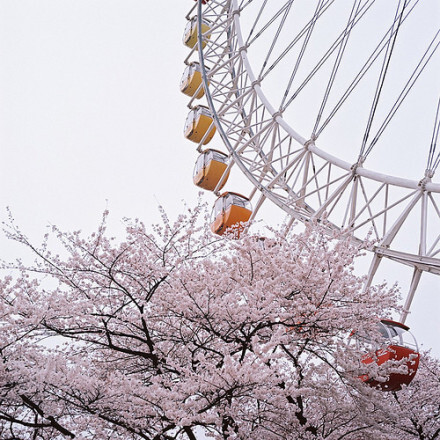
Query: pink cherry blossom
xmin=0 ymin=201 xmax=438 ymax=439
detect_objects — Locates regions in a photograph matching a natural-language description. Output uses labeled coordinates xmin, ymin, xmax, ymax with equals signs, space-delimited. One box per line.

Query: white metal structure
xmin=184 ymin=0 xmax=440 ymax=322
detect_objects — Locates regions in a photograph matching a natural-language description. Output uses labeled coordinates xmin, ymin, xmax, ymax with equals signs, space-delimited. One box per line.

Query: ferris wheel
xmin=181 ymin=0 xmax=440 ymax=324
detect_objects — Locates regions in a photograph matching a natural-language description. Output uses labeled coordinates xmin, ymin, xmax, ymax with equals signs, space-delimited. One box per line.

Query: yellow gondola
xmin=183 ymin=17 xmax=211 ymax=49
xmin=211 ymin=192 xmax=252 ymax=238
xmin=184 ymin=106 xmax=216 ymax=145
xmin=193 ymin=149 xmax=230 ymax=191
xmin=180 ymin=62 xmax=209 ymax=99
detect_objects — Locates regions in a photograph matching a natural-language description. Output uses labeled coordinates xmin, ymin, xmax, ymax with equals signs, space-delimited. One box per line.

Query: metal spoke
xmin=188 ymin=0 xmax=440 ymax=320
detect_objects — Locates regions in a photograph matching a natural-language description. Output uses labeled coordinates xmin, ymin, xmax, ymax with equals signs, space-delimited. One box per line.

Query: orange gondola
xmin=360 ymin=319 xmax=420 ymax=391
xmin=180 ymin=62 xmax=209 ymax=99
xmin=193 ymin=149 xmax=230 ymax=191
xmin=211 ymin=192 xmax=252 ymax=238
xmin=184 ymin=106 xmax=216 ymax=145
xmin=183 ymin=16 xmax=211 ymax=49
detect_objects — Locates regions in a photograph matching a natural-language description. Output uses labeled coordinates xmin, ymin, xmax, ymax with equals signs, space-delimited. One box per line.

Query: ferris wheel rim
xmin=192 ymin=0 xmax=440 ymax=322
xmin=229 ymin=0 xmax=440 ymax=193
xmin=195 ymin=0 xmax=440 ymax=211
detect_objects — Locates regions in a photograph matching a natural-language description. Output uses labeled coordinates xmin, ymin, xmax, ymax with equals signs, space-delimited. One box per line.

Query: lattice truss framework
xmin=184 ymin=0 xmax=440 ymax=319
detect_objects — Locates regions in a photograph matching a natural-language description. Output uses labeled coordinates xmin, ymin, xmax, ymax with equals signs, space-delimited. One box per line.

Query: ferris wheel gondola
xmin=184 ymin=105 xmax=216 ymax=144
xmin=180 ymin=62 xmax=209 ymax=99
xmin=182 ymin=15 xmax=211 ymax=49
xmin=210 ymin=192 xmax=253 ymax=237
xmin=359 ymin=319 xmax=420 ymax=391
xmin=193 ymin=149 xmax=230 ymax=191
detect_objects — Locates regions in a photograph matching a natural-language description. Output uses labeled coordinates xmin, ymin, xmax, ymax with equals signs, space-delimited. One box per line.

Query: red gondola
xmin=360 ymin=319 xmax=420 ymax=391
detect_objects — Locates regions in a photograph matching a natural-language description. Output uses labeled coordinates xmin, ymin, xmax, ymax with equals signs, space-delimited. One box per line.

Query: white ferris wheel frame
xmin=184 ymin=0 xmax=440 ymax=322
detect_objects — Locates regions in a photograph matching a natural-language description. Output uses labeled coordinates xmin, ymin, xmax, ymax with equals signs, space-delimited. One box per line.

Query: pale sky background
xmin=0 ymin=1 xmax=439 ymax=356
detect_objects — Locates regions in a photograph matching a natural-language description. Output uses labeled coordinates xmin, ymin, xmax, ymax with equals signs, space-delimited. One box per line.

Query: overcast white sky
xmin=0 ymin=1 xmax=198 ymax=234
xmin=0 ymin=1 xmax=439 ymax=355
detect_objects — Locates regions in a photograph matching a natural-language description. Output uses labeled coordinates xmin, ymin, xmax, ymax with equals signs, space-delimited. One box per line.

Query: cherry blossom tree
xmin=379 ymin=354 xmax=440 ymax=440
xmin=0 ymin=202 xmax=439 ymax=439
